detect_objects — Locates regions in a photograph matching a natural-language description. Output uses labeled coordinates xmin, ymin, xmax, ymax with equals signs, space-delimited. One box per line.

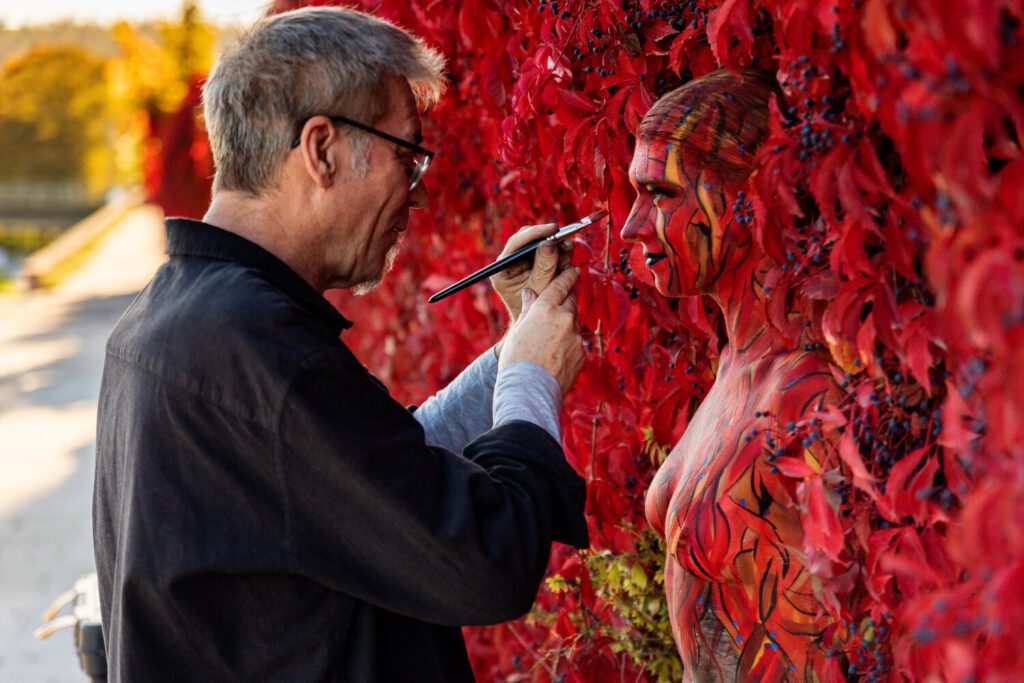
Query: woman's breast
xmin=646 ymin=386 xmax=740 ymax=545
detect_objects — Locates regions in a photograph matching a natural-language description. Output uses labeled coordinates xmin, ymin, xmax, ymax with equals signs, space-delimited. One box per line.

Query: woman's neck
xmin=708 ymin=257 xmax=776 ymax=361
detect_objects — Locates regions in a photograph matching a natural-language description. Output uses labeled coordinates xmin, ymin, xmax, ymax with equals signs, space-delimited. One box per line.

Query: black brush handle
xmin=428 ymin=209 xmax=608 ymax=304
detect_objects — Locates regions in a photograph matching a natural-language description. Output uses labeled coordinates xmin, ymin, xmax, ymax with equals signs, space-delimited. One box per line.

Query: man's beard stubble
xmin=352 ymin=232 xmax=404 ymax=296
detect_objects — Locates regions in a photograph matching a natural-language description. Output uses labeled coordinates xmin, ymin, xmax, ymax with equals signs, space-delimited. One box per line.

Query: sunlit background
xmin=1 ymin=0 xmax=267 ymax=28
xmin=0 ymin=1 xmax=283 ymax=281
xmin=0 ymin=3 xmax=268 ymax=679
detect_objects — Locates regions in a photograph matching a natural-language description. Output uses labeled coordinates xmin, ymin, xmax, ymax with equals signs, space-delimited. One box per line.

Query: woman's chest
xmin=649 ymin=359 xmax=770 ymax=500
xmin=645 ymin=349 xmax=830 ymax=540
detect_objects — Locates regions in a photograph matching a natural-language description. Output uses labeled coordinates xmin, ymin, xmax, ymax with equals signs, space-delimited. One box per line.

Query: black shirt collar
xmin=165 ymin=218 xmax=353 ymax=334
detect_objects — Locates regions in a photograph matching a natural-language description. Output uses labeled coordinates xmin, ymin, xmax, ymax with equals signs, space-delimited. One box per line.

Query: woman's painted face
xmin=620 ymin=137 xmax=738 ymax=298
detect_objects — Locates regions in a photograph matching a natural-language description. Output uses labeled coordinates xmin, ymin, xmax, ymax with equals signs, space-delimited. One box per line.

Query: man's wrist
xmin=493 ymin=361 xmax=562 ymax=441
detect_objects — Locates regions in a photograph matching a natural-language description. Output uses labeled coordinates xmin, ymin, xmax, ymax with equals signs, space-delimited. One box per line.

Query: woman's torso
xmin=646 ymin=345 xmax=836 ymax=681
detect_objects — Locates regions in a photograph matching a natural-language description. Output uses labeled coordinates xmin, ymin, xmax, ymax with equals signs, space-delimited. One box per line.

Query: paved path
xmin=0 ymin=204 xmax=165 ymax=681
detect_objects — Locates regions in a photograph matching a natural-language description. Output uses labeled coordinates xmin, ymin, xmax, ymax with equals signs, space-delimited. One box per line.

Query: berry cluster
xmin=731 ymin=190 xmax=753 ymax=225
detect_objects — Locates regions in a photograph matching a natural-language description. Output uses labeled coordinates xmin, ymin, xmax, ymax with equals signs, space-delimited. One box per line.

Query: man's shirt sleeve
xmin=277 ymin=350 xmax=588 ymax=627
xmin=413 ymin=348 xmax=563 ymax=451
xmin=412 ymin=347 xmax=497 ymax=452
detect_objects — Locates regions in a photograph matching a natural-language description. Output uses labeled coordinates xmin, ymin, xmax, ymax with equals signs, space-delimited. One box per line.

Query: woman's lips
xmin=645 ymin=252 xmax=667 ymax=268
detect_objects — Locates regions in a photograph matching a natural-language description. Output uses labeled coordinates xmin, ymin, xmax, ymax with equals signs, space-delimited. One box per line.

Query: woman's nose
xmin=620 ymin=199 xmax=653 ymax=242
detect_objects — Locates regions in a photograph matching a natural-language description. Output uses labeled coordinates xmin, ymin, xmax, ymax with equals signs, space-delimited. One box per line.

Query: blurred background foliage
xmin=0 ymin=4 xmax=217 ymax=192
xmin=0 ymin=46 xmax=109 ymax=187
xmin=0 ymin=2 xmax=220 ymax=277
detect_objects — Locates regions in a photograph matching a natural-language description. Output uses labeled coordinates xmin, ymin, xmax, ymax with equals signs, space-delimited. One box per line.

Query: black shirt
xmin=93 ymin=218 xmax=588 ymax=682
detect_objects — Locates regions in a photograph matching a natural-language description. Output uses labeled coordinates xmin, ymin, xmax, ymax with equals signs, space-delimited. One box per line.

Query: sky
xmin=0 ymin=0 xmax=271 ymax=28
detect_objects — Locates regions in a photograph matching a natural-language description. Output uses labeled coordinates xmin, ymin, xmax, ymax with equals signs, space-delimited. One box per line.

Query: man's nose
xmin=409 ymin=179 xmax=428 ymax=209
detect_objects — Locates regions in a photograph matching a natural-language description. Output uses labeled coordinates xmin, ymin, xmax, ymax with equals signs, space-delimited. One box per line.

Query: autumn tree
xmin=108 ymin=2 xmax=216 ymax=217
xmin=0 ymin=45 xmax=110 ymax=190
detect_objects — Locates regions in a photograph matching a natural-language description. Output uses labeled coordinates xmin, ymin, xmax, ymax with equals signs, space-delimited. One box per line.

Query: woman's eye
xmin=646 ymin=183 xmax=669 ymax=199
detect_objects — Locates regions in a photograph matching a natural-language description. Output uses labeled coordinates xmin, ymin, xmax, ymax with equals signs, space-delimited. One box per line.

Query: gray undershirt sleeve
xmin=492 ymin=361 xmax=562 ymax=442
xmin=413 ymin=348 xmax=563 ymax=451
xmin=414 ymin=347 xmax=498 ymax=452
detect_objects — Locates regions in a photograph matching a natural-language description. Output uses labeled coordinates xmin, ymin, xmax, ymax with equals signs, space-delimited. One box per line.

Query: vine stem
xmin=604 ymin=211 xmax=612 ymax=273
xmin=507 ymin=623 xmax=557 ymax=677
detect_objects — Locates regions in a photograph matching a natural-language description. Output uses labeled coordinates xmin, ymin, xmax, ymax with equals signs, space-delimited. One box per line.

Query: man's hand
xmin=499 ymin=266 xmax=584 ymax=397
xmin=491 ymin=223 xmax=575 ymax=324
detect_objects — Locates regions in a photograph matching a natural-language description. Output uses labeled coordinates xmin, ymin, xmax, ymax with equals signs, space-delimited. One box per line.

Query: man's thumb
xmin=521 ymin=287 xmax=537 ymax=314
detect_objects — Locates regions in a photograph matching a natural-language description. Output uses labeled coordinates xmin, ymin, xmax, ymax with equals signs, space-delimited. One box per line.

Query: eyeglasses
xmin=290 ymin=114 xmax=434 ymax=191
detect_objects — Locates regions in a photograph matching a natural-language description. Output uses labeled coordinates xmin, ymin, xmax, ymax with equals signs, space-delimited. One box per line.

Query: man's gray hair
xmin=203 ymin=7 xmax=446 ymax=195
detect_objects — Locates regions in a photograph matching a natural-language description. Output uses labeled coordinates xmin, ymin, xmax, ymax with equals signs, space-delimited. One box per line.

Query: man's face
xmin=325 ymin=78 xmax=427 ymax=293
xmin=620 ymin=137 xmax=737 ymax=298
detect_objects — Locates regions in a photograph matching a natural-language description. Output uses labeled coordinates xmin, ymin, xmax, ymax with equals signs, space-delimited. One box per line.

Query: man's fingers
xmin=557 ymin=242 xmax=574 ymax=272
xmin=500 ymin=261 xmax=530 ymax=280
xmin=563 ymin=289 xmax=578 ymax=312
xmin=536 ymin=266 xmax=580 ymax=305
xmin=520 ymin=286 xmax=538 ymax=316
xmin=527 ymin=239 xmax=561 ymax=292
xmin=500 ymin=223 xmax=558 ymax=257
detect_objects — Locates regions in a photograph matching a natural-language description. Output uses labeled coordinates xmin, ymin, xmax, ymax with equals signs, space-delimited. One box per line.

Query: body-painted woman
xmin=622 ymin=70 xmax=843 ymax=681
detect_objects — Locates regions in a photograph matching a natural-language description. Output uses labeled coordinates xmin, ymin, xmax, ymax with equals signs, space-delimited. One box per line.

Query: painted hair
xmin=639 ymin=69 xmax=777 ymax=182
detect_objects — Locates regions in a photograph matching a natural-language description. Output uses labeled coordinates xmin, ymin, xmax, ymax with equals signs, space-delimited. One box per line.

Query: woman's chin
xmin=651 ymin=276 xmax=681 ymax=299
xmin=657 ymin=279 xmax=703 ymax=300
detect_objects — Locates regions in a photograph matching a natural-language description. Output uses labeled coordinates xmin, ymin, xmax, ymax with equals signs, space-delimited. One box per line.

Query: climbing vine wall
xmin=153 ymin=1 xmax=1024 ymax=679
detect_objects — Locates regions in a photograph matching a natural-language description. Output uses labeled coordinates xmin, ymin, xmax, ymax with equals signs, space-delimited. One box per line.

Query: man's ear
xmin=297 ymin=116 xmax=346 ymax=189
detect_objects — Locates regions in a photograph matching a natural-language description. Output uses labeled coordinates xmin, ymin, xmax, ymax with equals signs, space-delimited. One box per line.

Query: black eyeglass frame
xmin=290 ymin=114 xmax=434 ymax=191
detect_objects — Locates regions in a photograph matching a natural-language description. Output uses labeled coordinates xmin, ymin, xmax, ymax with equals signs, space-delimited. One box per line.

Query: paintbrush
xmin=428 ymin=209 xmax=608 ymax=304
